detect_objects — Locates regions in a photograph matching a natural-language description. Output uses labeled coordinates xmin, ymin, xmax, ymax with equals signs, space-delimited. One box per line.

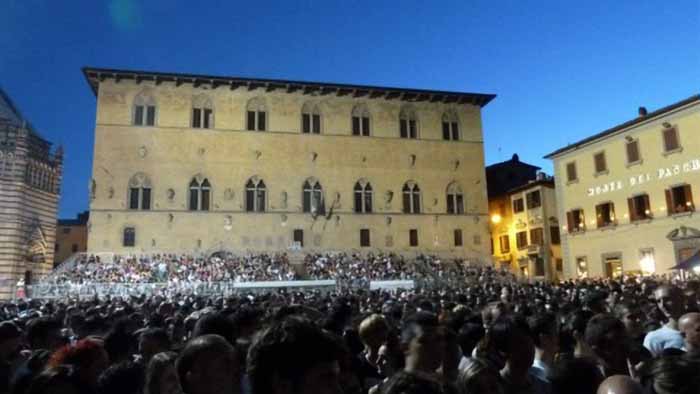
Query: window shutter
xmin=663 ymin=128 xmax=678 ymax=151
xmin=442 ymin=122 xmax=450 ymax=140
xmin=684 ymin=185 xmax=694 ymax=211
xmin=146 ymin=106 xmax=156 ymax=126
xmin=352 ymin=117 xmax=361 ymax=135
xmin=134 ymin=106 xmax=144 ymax=126
xmin=312 ymin=114 xmax=321 ymax=134
xmin=258 ymin=111 xmax=266 ymax=131
xmin=566 ymin=211 xmax=574 ymax=233
xmin=628 ymin=197 xmax=636 ymax=221
xmin=567 ymin=162 xmax=577 ymax=182
xmin=247 ymin=111 xmax=256 ymax=131
xmin=643 ymin=195 xmax=651 ymax=216
xmin=626 ymin=141 xmax=639 ymax=163
xmin=302 ymin=113 xmax=310 ymax=133
xmin=362 ymin=117 xmax=370 ymax=136
xmin=596 ymin=204 xmax=603 ymax=227
xmin=665 ymin=189 xmax=673 ymax=214
xmin=594 ymin=153 xmax=606 ymax=173
xmin=400 ymin=119 xmax=408 ymax=138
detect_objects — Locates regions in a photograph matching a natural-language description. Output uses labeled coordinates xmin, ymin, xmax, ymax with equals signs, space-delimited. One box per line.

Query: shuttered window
xmin=499 ymin=235 xmax=510 ymax=254
xmin=516 ymin=231 xmax=528 ymax=249
xmin=594 ymin=152 xmax=607 ymax=173
xmin=663 ymin=127 xmax=680 ymax=152
xmin=529 ymin=228 xmax=544 ymax=245
xmin=626 ymin=140 xmax=641 ymax=164
xmin=596 ymin=202 xmax=616 ymax=227
xmin=566 ymin=162 xmax=578 ymax=182
xmin=666 ymin=184 xmax=694 ymax=214
xmin=628 ymin=194 xmax=651 ymax=221
xmin=566 ymin=209 xmax=585 ymax=233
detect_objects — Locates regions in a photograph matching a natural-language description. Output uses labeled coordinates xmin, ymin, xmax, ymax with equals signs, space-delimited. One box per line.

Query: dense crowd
xmin=46 ymin=254 xmax=299 ymax=284
xmin=2 ymin=266 xmax=700 ymax=394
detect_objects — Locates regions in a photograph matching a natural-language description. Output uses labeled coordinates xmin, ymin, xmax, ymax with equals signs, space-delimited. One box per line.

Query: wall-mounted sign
xmin=587 ymin=158 xmax=700 ymax=197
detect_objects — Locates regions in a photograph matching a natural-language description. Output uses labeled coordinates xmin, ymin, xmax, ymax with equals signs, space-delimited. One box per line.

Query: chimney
xmin=638 ymin=107 xmax=648 ymax=117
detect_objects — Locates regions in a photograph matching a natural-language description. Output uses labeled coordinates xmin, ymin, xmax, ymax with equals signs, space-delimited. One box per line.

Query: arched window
xmin=128 ymin=173 xmax=152 ymax=210
xmin=354 ymin=180 xmax=373 ymax=213
xmin=402 ymin=182 xmax=421 ymax=214
xmin=351 ymin=104 xmax=371 ymax=136
xmin=246 ymin=97 xmax=267 ymax=131
xmin=246 ymin=177 xmax=266 ymax=212
xmin=399 ymin=106 xmax=418 ymax=139
xmin=301 ymin=102 xmax=321 ymax=134
xmin=446 ymin=182 xmax=464 ymax=214
xmin=302 ymin=179 xmax=324 ymax=215
xmin=133 ymin=91 xmax=157 ymax=126
xmin=189 ymin=176 xmax=211 ymax=211
xmin=192 ymin=95 xmax=213 ymax=129
xmin=442 ymin=110 xmax=460 ymax=141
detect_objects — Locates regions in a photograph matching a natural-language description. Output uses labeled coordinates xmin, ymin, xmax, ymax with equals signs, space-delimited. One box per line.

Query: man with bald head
xmin=597 ymin=375 xmax=643 ymax=394
xmin=679 ymin=312 xmax=700 ymax=355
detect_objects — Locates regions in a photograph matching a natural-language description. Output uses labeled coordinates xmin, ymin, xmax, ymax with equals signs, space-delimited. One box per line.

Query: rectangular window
xmin=409 ymin=120 xmax=417 ymax=139
xmin=594 ymin=152 xmax=607 ymax=173
xmin=562 ymin=158 xmax=577 ymax=183
xmin=442 ymin=122 xmax=450 ymax=140
xmin=189 ymin=189 xmax=199 ymax=211
xmin=192 ymin=108 xmax=202 ymax=128
xmin=409 ymin=229 xmax=418 ymax=247
xmin=134 ymin=106 xmax=144 ymax=126
xmin=62 ymin=227 xmax=71 ymax=234
xmin=526 ymin=190 xmax=541 ymax=209
xmin=123 ymin=227 xmax=135 ymax=247
xmin=257 ymin=111 xmax=266 ymax=131
xmin=146 ymin=106 xmax=156 ymax=126
xmin=293 ymin=229 xmax=304 ymax=248
xmin=596 ymin=202 xmax=616 ymax=227
xmin=530 ymin=228 xmax=544 ymax=246
xmin=516 ymin=231 xmax=528 ymax=249
xmin=247 ymin=111 xmax=256 ymax=131
xmin=626 ymin=139 xmax=640 ymax=164
xmin=129 ymin=188 xmax=140 ymax=210
xmin=400 ymin=119 xmax=408 ymax=138
xmin=302 ymin=113 xmax=311 ymax=133
xmin=360 ymin=229 xmax=371 ymax=247
xmin=513 ymin=198 xmax=524 ymax=213
xmin=141 ymin=188 xmax=151 ymax=210
xmin=454 ymin=229 xmax=463 ymax=247
xmin=576 ymin=256 xmax=588 ymax=279
xmin=451 ymin=122 xmax=459 ymax=140
xmin=663 ymin=127 xmax=680 ymax=152
xmin=312 ymin=114 xmax=320 ymax=134
xmin=352 ymin=116 xmax=361 ymax=136
xmin=628 ymin=194 xmax=651 ymax=221
xmin=499 ymin=235 xmax=510 ymax=254
xmin=666 ymin=184 xmax=694 ymax=214
xmin=201 ymin=189 xmax=210 ymax=211
xmin=550 ymin=226 xmax=560 ymax=244
xmin=362 ymin=117 xmax=370 ymax=136
xmin=567 ymin=209 xmax=585 ymax=233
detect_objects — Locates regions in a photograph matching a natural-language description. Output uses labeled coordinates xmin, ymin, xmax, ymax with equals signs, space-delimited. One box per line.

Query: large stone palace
xmin=83 ymin=67 xmax=495 ymax=261
xmin=0 ymin=88 xmax=63 ymax=297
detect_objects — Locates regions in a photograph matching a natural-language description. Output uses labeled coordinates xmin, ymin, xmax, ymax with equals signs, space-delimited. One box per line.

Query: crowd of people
xmin=2 ymin=264 xmax=700 ymax=394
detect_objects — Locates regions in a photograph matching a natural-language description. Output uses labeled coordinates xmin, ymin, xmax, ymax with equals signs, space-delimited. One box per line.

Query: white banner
xmin=369 ymin=280 xmax=415 ymax=290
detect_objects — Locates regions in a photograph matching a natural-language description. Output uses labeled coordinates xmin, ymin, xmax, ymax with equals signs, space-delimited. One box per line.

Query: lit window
xmin=666 ymin=184 xmax=694 ymax=214
xmin=596 ymin=202 xmax=616 ymax=227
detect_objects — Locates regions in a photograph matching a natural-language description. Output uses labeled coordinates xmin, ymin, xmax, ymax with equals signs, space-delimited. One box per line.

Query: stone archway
xmin=667 ymin=226 xmax=700 ymax=267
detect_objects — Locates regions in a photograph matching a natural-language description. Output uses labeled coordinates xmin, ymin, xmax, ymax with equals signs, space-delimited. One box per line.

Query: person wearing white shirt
xmin=643 ymin=285 xmax=685 ymax=357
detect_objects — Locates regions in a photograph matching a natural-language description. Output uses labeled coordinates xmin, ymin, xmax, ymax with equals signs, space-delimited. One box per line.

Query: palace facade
xmin=0 ymin=88 xmax=63 ymax=297
xmin=83 ymin=68 xmax=496 ymax=261
xmin=546 ymin=95 xmax=700 ymax=278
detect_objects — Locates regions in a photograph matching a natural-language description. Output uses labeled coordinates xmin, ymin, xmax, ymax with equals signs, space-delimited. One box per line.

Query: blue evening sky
xmin=1 ymin=1 xmax=698 ymax=219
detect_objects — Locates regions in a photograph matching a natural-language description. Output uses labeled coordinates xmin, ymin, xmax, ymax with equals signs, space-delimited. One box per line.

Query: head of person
xmin=0 ymin=320 xmax=23 ymax=362
xmin=26 ymin=316 xmax=66 ymax=351
xmin=584 ymin=314 xmax=629 ymax=376
xmin=247 ymin=316 xmax=342 ymax=394
xmin=399 ymin=312 xmax=445 ymax=374
xmin=561 ymin=309 xmax=595 ymax=356
xmin=456 ymin=323 xmax=485 ymax=358
xmin=98 ymin=361 xmax=146 ymax=394
xmin=527 ymin=312 xmax=560 ymax=356
xmin=27 ymin=366 xmax=80 ymax=394
xmin=549 ymin=357 xmax=605 ymax=394
xmin=654 ymin=285 xmax=685 ymax=322
xmin=381 ymin=371 xmax=442 ymax=394
xmin=679 ymin=312 xmax=700 ymax=353
xmin=176 ymin=334 xmax=239 ymax=394
xmin=644 ymin=355 xmax=700 ymax=394
xmin=146 ymin=352 xmax=183 ymax=394
xmin=481 ymin=302 xmax=506 ymax=331
xmin=139 ymin=327 xmax=172 ymax=365
xmin=376 ymin=334 xmax=404 ymax=379
xmin=456 ymin=358 xmax=504 ymax=394
xmin=489 ymin=316 xmax=534 ymax=379
xmin=358 ymin=314 xmax=389 ymax=355
xmin=48 ymin=337 xmax=109 ymax=391
xmin=597 ymin=375 xmax=643 ymax=394
xmin=191 ymin=313 xmax=236 ymax=346
xmin=613 ymin=302 xmax=644 ymax=340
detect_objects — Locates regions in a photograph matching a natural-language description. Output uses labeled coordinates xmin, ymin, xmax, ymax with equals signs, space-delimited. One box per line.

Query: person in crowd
xmin=643 ymin=285 xmax=685 ymax=356
xmin=25 ymin=317 xmax=66 ymax=352
xmin=47 ymin=337 xmax=109 ymax=394
xmin=176 ymin=334 xmax=240 ymax=394
xmin=357 ymin=314 xmax=390 ymax=390
xmin=596 ymin=375 xmax=643 ymax=394
xmin=455 ymin=357 xmax=504 ymax=394
xmin=138 ymin=328 xmax=172 ymax=365
xmin=0 ymin=321 xmax=24 ymax=393
xmin=584 ymin=314 xmax=630 ymax=377
xmin=642 ymin=355 xmax=700 ymax=394
xmin=26 ymin=366 xmax=81 ymax=394
xmin=97 ymin=361 xmax=145 ymax=394
xmin=549 ymin=357 xmax=604 ymax=394
xmin=678 ymin=312 xmax=700 ymax=355
xmin=527 ymin=312 xmax=558 ymax=382
xmin=247 ymin=316 xmax=343 ymax=394
xmin=145 ymin=351 xmax=182 ymax=394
